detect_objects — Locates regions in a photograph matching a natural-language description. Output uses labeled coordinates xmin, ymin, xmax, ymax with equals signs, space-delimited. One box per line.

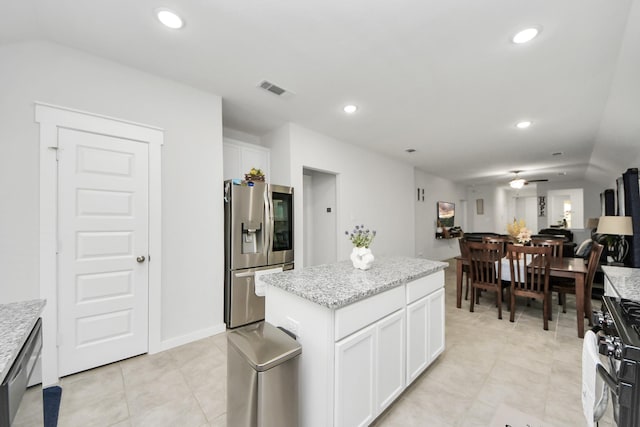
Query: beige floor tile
xmin=180 ymin=352 xmax=226 ymax=393
xmin=125 ymin=369 xmax=191 ymax=417
xmin=455 ymin=400 xmax=498 ymax=427
xmin=120 ymin=351 xmax=179 ymax=389
xmin=57 ymin=391 xmax=129 ymax=427
xmin=191 ymin=365 xmax=226 ymax=421
xmin=209 ymin=413 xmax=227 ymax=427
xmin=128 ymin=394 xmax=208 ymax=427
xmin=59 ymin=363 xmax=125 ymax=411
xmin=55 ymin=259 xmax=603 ymax=427
xmin=169 ymin=337 xmax=223 ymax=366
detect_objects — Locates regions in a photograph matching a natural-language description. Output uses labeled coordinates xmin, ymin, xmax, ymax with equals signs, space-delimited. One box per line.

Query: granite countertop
xmin=0 ymin=299 xmax=46 ymax=384
xmin=259 ymin=256 xmax=448 ymax=309
xmin=602 ymin=266 xmax=640 ymax=301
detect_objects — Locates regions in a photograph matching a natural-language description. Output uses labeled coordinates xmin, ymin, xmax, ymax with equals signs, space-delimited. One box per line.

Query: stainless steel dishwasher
xmin=0 ymin=318 xmax=43 ymax=427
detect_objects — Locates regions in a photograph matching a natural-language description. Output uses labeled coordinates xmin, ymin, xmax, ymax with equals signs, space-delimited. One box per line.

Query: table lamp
xmin=596 ymin=216 xmax=633 ymax=264
xmin=586 ymin=217 xmax=599 ymax=238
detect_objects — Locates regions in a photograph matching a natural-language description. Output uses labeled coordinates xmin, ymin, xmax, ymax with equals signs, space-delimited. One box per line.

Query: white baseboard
xmin=153 ymin=322 xmax=227 ymax=354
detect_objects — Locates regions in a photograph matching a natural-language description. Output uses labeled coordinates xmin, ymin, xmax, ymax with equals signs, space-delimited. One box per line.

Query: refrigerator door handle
xmin=264 ymin=188 xmax=272 ymax=256
xmin=234 ymin=271 xmax=255 ymax=278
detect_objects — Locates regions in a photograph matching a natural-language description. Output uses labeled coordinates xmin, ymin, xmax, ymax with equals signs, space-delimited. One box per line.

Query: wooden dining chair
xmin=552 ymin=241 xmax=604 ymax=319
xmin=458 ymin=238 xmax=471 ymax=300
xmin=467 ymin=241 xmax=505 ymax=319
xmin=530 ymin=237 xmax=564 ymax=262
xmin=531 ymin=237 xmax=567 ymax=306
xmin=505 ymin=244 xmax=553 ymax=330
xmin=482 ymin=235 xmax=510 ymax=253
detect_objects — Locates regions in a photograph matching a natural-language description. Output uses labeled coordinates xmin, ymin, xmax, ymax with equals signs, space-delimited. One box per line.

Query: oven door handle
xmin=597 ymin=364 xmax=618 ymax=396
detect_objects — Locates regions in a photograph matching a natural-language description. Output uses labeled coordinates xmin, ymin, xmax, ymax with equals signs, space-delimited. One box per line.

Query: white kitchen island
xmin=260 ymin=256 xmax=448 ymax=427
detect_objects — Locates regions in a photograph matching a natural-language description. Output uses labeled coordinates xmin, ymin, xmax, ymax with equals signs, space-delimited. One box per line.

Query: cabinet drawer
xmin=406 ymin=271 xmax=444 ymax=304
xmin=335 ymin=286 xmax=404 ymax=341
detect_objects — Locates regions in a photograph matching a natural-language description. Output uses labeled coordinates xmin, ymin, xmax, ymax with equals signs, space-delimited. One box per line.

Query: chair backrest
xmin=505 ymin=244 xmax=552 ymax=293
xmin=530 ymin=237 xmax=564 ymax=262
xmin=482 ymin=235 xmax=510 ymax=254
xmin=585 ymin=241 xmax=605 ymax=296
xmin=458 ymin=238 xmax=469 ymax=259
xmin=467 ymin=241 xmax=503 ymax=286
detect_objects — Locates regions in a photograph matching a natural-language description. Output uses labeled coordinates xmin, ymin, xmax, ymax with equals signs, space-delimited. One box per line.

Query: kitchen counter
xmin=602 ymin=266 xmax=640 ymax=300
xmin=0 ymin=299 xmax=46 ymax=383
xmin=260 ymin=256 xmax=448 ymax=309
xmin=264 ymin=256 xmax=447 ymax=426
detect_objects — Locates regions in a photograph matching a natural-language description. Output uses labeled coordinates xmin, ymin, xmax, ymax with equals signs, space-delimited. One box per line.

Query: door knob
xmin=136 ymin=256 xmax=146 ymax=263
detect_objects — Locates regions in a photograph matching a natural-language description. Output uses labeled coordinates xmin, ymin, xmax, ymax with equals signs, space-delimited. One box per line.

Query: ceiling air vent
xmin=258 ymin=80 xmax=293 ymax=98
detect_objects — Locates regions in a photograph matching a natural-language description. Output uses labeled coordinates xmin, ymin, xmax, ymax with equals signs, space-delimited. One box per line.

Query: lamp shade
xmin=586 ymin=217 xmax=599 ymax=229
xmin=596 ymin=216 xmax=633 ymax=236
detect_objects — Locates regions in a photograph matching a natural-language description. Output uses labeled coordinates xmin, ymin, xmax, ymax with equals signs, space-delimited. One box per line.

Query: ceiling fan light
xmin=512 ymin=27 xmax=540 ymax=44
xmin=510 ymin=178 xmax=526 ymax=189
xmin=156 ymin=9 xmax=184 ymax=29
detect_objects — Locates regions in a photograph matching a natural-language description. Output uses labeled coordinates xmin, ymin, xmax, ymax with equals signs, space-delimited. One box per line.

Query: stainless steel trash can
xmin=227 ymin=322 xmax=302 ymax=427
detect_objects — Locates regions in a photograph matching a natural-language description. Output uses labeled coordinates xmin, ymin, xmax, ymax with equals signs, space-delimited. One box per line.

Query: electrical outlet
xmin=285 ymin=316 xmax=301 ymax=338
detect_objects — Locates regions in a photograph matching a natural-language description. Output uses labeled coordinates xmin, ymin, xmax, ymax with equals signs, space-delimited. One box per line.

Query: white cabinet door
xmin=428 ymin=288 xmax=445 ymax=361
xmin=223 ymin=139 xmax=270 ymax=181
xmin=376 ymin=309 xmax=405 ymax=413
xmin=222 ymin=143 xmax=241 ymax=181
xmin=406 ymin=296 xmax=429 ymax=384
xmin=335 ymin=324 xmax=376 ymax=427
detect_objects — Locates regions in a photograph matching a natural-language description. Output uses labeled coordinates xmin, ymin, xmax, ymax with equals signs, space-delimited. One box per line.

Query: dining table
xmin=456 ymin=255 xmax=589 ymax=338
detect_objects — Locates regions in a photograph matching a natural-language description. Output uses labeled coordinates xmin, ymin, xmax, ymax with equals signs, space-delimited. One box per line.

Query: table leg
xmin=576 ymin=273 xmax=585 ymax=338
xmin=456 ymin=259 xmax=462 ymax=309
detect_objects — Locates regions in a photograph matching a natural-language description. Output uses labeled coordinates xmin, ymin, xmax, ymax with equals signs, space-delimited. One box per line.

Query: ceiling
xmin=3 ymin=0 xmax=640 ymax=187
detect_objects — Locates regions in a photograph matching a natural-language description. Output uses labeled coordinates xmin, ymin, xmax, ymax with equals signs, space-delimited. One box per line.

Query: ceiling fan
xmin=509 ymin=171 xmax=549 ymax=189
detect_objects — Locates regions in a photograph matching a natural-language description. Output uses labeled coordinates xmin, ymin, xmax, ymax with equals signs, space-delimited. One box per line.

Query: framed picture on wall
xmin=476 ymin=199 xmax=484 ymax=215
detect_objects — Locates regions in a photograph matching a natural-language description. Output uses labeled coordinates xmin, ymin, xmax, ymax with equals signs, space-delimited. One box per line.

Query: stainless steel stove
xmin=593 ymin=296 xmax=640 ymax=426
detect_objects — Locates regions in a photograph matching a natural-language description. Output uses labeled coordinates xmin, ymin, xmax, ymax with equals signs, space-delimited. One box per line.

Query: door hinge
xmin=148 ymin=254 xmax=151 ymax=263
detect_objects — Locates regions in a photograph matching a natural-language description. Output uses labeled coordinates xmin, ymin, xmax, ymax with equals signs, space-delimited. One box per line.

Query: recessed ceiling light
xmin=516 ymin=121 xmax=532 ymax=129
xmin=156 ymin=9 xmax=184 ymax=29
xmin=343 ymin=105 xmax=358 ymax=114
xmin=558 ymin=172 xmax=567 ymax=176
xmin=512 ymin=27 xmax=540 ymax=44
xmin=552 ymin=151 xmax=563 ymax=156
xmin=405 ymin=148 xmax=416 ymax=153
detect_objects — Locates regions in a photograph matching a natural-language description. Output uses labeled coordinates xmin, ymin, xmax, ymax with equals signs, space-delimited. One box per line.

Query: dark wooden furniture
xmin=467 ymin=241 xmax=505 ymax=319
xmin=547 ymin=257 xmax=589 ymax=337
xmin=455 ymin=255 xmax=468 ymax=309
xmin=530 ymin=237 xmax=564 ymax=262
xmin=505 ymin=244 xmax=552 ymax=330
xmin=535 ymin=228 xmax=576 ymax=258
xmin=552 ymin=241 xmax=604 ymax=320
xmin=482 ymin=235 xmax=511 ymax=254
xmin=458 ymin=239 xmax=470 ymax=301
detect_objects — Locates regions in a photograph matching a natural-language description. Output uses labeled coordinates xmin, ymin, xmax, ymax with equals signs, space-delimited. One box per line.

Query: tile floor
xmin=56 ymin=260 xmax=613 ymax=426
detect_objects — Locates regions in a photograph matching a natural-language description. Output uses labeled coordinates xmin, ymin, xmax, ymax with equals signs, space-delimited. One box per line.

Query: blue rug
xmin=43 ymin=386 xmax=62 ymax=427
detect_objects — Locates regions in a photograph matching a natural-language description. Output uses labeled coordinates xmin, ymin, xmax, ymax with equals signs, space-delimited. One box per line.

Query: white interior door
xmin=57 ymin=128 xmax=149 ymax=377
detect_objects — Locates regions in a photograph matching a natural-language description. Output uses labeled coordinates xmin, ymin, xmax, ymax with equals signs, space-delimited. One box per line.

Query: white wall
xmin=0 ymin=41 xmax=225 ymax=346
xmin=415 ymin=169 xmax=466 ymax=261
xmin=466 ymin=185 xmax=498 ymax=232
xmin=269 ymin=124 xmax=415 ymax=264
xmin=536 ymin=179 xmax=603 ymax=230
xmin=263 ymin=125 xmax=292 ymax=186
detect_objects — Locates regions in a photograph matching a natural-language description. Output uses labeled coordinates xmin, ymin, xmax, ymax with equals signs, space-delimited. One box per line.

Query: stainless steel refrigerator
xmin=224 ymin=180 xmax=294 ymax=328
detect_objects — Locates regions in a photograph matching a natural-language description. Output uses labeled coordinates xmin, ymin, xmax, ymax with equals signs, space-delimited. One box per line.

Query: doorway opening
xmin=303 ymin=168 xmax=337 ymax=267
